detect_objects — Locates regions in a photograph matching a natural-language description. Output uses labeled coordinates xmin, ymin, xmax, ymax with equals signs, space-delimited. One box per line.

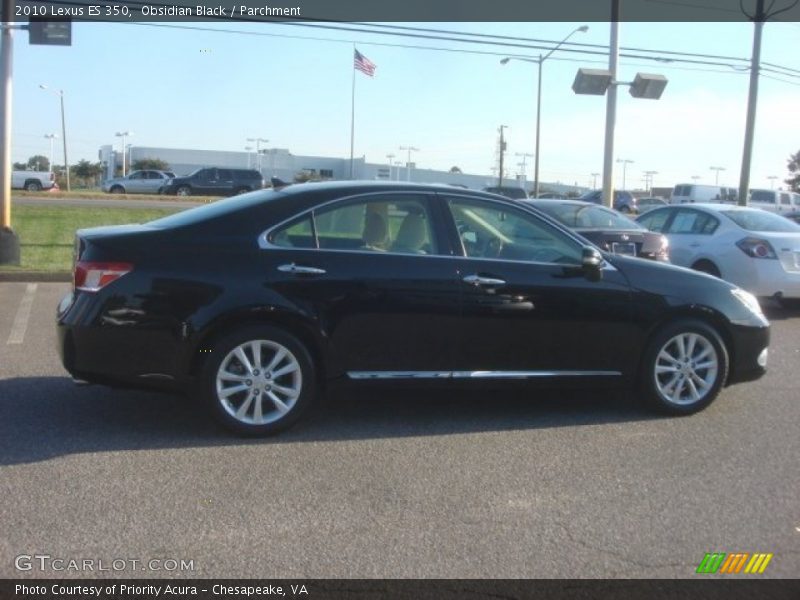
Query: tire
xmin=639 ymin=319 xmax=729 ymax=415
xmin=777 ymin=297 xmax=800 ymax=310
xmin=692 ymin=260 xmax=721 ymax=278
xmin=110 ymin=185 xmax=125 ymax=194
xmin=176 ymin=186 xmax=192 ymax=196
xmin=24 ymin=180 xmax=42 ymax=192
xmin=618 ymin=205 xmax=631 ymax=214
xmin=234 ymin=187 xmax=251 ymax=195
xmin=199 ymin=325 xmax=316 ymax=435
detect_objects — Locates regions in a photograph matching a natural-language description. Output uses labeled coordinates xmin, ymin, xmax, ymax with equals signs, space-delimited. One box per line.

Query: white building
xmin=98 ymin=144 xmax=585 ymax=195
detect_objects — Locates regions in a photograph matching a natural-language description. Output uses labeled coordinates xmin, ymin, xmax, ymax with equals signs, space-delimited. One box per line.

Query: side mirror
xmin=582 ymin=246 xmax=604 ymax=281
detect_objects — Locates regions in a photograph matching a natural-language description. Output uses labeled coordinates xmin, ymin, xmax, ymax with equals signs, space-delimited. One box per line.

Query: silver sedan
xmin=102 ymin=170 xmax=176 ymax=194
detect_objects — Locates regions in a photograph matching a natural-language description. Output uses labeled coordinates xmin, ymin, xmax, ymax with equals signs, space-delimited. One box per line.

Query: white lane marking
xmin=6 ymin=283 xmax=37 ymax=345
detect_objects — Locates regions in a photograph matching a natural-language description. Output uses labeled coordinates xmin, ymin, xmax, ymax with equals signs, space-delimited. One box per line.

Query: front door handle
xmin=463 ymin=274 xmax=506 ymax=287
xmin=277 ymin=263 xmax=326 ymax=275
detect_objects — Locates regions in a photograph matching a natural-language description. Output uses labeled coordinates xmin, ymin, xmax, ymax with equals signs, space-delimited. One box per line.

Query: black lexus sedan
xmin=523 ymin=199 xmax=669 ymax=261
xmin=57 ymin=182 xmax=770 ymax=435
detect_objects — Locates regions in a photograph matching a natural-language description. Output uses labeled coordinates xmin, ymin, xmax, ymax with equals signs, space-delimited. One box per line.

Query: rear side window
xmin=270 ymin=194 xmax=438 ymax=255
xmin=668 ymin=209 xmax=719 ymax=235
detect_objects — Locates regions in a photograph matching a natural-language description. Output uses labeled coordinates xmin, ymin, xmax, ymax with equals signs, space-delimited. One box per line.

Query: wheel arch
xmin=187 ymin=309 xmax=329 ymax=384
xmin=636 ymin=305 xmax=735 ymax=387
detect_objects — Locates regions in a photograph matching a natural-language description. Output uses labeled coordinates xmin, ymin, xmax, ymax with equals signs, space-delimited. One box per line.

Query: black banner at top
xmin=8 ymin=0 xmax=800 ymax=22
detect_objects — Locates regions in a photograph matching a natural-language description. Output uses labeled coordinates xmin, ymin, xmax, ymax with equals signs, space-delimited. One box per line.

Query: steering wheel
xmin=485 ymin=237 xmax=504 ymax=258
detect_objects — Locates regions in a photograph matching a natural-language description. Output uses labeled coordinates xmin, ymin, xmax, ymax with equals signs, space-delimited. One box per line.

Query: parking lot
xmin=1 ymin=282 xmax=798 ymax=578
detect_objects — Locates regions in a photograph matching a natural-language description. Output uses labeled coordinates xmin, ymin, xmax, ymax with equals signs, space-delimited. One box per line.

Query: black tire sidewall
xmin=199 ymin=325 xmax=316 ymax=435
xmin=639 ymin=319 xmax=729 ymax=415
xmin=25 ymin=182 xmax=42 ymax=191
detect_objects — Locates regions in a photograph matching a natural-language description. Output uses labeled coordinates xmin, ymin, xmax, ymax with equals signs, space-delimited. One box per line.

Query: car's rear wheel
xmin=24 ymin=180 xmax=42 ymax=192
xmin=176 ymin=185 xmax=192 ymax=196
xmin=110 ymin=185 xmax=124 ymax=194
xmin=778 ymin=297 xmax=800 ymax=310
xmin=692 ymin=260 xmax=721 ymax=278
xmin=618 ymin=205 xmax=631 ymax=214
xmin=200 ymin=326 xmax=316 ymax=435
xmin=639 ymin=319 xmax=728 ymax=415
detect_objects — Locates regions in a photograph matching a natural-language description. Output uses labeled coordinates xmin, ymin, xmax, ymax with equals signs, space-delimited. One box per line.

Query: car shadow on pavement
xmin=0 ymin=376 xmax=659 ymax=466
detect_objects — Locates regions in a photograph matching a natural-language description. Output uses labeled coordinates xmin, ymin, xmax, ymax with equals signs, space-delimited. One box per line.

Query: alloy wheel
xmin=654 ymin=332 xmax=719 ymax=406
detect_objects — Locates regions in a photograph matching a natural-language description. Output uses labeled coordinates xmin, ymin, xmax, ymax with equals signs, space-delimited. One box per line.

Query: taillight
xmin=736 ymin=237 xmax=776 ymax=259
xmin=74 ymin=261 xmax=133 ymax=292
xmin=657 ymin=235 xmax=669 ymax=260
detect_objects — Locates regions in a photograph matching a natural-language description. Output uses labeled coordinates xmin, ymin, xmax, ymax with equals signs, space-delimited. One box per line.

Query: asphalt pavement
xmin=0 ymin=282 xmax=798 ymax=578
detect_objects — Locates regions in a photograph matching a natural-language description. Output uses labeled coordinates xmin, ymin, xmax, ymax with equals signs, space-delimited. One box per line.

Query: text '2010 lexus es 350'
xmin=57 ymin=182 xmax=770 ymax=435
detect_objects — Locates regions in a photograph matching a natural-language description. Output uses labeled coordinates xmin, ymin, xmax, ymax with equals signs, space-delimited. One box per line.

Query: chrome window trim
xmin=258 ymin=190 xmax=617 ymax=271
xmin=347 ymin=370 xmax=622 ymax=380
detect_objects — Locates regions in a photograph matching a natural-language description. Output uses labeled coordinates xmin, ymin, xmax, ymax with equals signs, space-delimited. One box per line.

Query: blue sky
xmin=13 ymin=20 xmax=800 ymax=191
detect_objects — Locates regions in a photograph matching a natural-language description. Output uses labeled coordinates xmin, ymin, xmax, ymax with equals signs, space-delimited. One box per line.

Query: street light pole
xmin=767 ymin=175 xmax=777 ymax=189
xmin=44 ymin=133 xmax=58 ymax=173
xmin=616 ymin=158 xmax=633 ymax=189
xmin=500 ymin=25 xmax=588 ymax=200
xmin=247 ymin=137 xmax=268 ymax=173
xmin=643 ymin=170 xmax=658 ymax=194
xmin=710 ymin=166 xmax=725 ymax=186
xmin=39 ymin=84 xmax=70 ymax=191
xmin=386 ymin=153 xmax=395 ymax=181
xmin=115 ymin=131 xmax=133 ymax=177
xmin=399 ymin=145 xmax=419 ymax=182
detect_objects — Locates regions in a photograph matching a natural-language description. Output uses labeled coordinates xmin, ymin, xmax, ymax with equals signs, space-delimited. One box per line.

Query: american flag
xmin=354 ymin=49 xmax=376 ymax=77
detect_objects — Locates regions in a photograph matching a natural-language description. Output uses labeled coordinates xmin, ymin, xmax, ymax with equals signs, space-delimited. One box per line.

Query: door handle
xmin=277 ymin=263 xmax=326 ymax=275
xmin=689 ymin=243 xmax=701 ymax=247
xmin=463 ymin=274 xmax=506 ymax=287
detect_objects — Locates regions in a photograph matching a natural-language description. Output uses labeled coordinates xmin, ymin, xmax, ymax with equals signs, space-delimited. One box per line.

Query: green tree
xmin=72 ymin=160 xmax=104 ymax=187
xmin=132 ymin=158 xmax=170 ymax=171
xmin=449 ymin=166 xmax=462 ymax=173
xmin=27 ymin=155 xmax=50 ymax=171
xmin=786 ymin=149 xmax=800 ymax=192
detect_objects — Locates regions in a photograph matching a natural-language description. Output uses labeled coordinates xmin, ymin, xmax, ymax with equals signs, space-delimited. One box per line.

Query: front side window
xmin=637 ymin=208 xmax=672 ymax=232
xmin=446 ymin=197 xmax=582 ymax=264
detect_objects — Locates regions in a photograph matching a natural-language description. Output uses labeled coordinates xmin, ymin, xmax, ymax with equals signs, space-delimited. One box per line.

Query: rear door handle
xmin=463 ymin=274 xmax=506 ymax=287
xmin=277 ymin=263 xmax=326 ymax=275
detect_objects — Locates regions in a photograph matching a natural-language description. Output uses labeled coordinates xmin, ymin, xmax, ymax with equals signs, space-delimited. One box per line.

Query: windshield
xmin=538 ymin=203 xmax=645 ymax=230
xmin=721 ymin=209 xmax=800 ymax=233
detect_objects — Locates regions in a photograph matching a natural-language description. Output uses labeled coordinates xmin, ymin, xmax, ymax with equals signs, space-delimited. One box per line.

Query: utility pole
xmin=0 ymin=0 xmax=19 ymax=264
xmin=498 ymin=125 xmax=507 ymax=188
xmin=601 ymin=0 xmax=620 ymax=209
xmin=591 ymin=172 xmax=600 ymax=189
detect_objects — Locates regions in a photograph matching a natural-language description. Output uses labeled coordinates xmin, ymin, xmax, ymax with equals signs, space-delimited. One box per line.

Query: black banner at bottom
xmin=2 ymin=579 xmax=800 ymax=600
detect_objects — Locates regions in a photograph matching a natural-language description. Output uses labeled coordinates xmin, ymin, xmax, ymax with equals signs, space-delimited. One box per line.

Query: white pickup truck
xmin=12 ymin=170 xmax=57 ymax=191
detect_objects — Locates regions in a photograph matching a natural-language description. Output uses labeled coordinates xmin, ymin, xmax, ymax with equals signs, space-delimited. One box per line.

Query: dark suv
xmin=579 ymin=189 xmax=638 ymax=214
xmin=160 ymin=168 xmax=264 ymax=197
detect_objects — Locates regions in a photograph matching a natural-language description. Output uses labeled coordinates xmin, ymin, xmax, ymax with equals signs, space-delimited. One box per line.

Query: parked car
xmin=748 ymin=189 xmax=795 ymax=214
xmin=12 ymin=170 xmax=56 ymax=192
xmin=636 ymin=203 xmax=800 ymax=308
xmin=671 ymin=184 xmax=737 ymax=204
xmin=483 ymin=186 xmax=529 ymax=200
xmin=783 ymin=210 xmax=800 ymax=225
xmin=636 ymin=197 xmax=668 ymax=214
xmin=524 ymin=199 xmax=669 ymax=261
xmin=57 ymin=182 xmax=770 ymax=435
xmin=102 ymin=170 xmax=176 ymax=194
xmin=578 ymin=189 xmax=637 ymax=213
xmin=160 ymin=167 xmax=264 ymax=196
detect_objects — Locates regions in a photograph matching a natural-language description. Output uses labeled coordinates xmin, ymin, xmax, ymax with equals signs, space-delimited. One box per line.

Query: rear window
xmin=721 ymin=209 xmax=800 ymax=232
xmin=539 ymin=203 xmax=644 ymax=230
xmin=750 ymin=190 xmax=775 ymax=204
xmin=147 ymin=190 xmax=280 ymax=228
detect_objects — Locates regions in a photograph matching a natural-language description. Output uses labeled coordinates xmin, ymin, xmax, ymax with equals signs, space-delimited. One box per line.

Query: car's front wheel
xmin=200 ymin=326 xmax=316 ymax=435
xmin=110 ymin=185 xmax=125 ymax=194
xmin=639 ymin=319 xmax=728 ymax=415
xmin=176 ymin=185 xmax=192 ymax=196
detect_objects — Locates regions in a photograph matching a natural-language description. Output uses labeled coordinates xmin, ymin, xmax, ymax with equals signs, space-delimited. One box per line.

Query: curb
xmin=0 ymin=271 xmax=71 ymax=282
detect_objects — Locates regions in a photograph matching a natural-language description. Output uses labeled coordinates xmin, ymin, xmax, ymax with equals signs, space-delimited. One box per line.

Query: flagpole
xmin=349 ymin=46 xmax=356 ymax=179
